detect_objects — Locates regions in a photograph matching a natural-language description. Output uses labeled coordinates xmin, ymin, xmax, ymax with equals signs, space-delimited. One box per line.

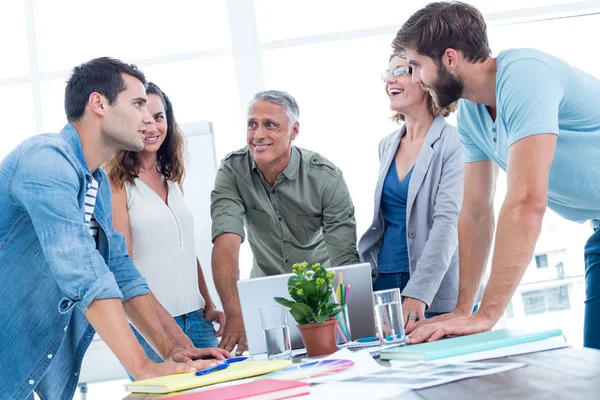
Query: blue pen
xmin=225 ymin=356 xmax=248 ymax=364
xmin=195 ymin=362 xmax=229 ymax=376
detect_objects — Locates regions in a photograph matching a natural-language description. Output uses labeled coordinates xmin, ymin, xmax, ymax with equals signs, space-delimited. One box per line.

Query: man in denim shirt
xmin=0 ymin=58 xmax=228 ymax=400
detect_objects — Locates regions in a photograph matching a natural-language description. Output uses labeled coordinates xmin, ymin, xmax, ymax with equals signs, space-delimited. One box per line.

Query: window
xmin=522 ymin=285 xmax=570 ymax=316
xmin=0 ymin=2 xmax=29 ymax=78
xmin=0 ymin=84 xmax=36 ymax=160
xmin=535 ymin=254 xmax=549 ymax=269
xmin=262 ymin=35 xmax=397 ymax=234
xmin=35 ymin=0 xmax=231 ymax=72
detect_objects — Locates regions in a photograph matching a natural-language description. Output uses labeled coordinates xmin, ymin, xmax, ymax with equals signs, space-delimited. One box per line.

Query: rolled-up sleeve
xmin=210 ymin=163 xmax=246 ymax=243
xmin=321 ymin=171 xmax=359 ymax=266
xmin=11 ymin=142 xmax=123 ymax=313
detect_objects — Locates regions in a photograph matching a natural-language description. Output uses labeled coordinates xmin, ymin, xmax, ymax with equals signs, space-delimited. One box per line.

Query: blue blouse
xmin=378 ymin=161 xmax=413 ymax=273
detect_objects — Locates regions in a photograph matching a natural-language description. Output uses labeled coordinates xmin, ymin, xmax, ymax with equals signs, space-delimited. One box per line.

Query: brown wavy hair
xmin=389 ymin=51 xmax=457 ymax=124
xmin=104 ymin=82 xmax=186 ymax=188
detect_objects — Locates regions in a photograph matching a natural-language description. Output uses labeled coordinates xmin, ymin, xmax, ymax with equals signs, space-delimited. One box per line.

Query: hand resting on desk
xmin=406 ymin=312 xmax=494 ymax=344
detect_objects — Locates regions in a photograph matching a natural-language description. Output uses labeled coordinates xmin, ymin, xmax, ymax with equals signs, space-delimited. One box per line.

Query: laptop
xmin=237 ymin=263 xmax=376 ymax=355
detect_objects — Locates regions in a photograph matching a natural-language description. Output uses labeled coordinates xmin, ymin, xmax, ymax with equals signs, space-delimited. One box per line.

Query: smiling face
xmin=139 ymin=93 xmax=168 ymax=155
xmin=385 ymin=56 xmax=429 ymax=115
xmin=406 ymin=49 xmax=464 ymax=108
xmin=246 ymin=100 xmax=299 ymax=172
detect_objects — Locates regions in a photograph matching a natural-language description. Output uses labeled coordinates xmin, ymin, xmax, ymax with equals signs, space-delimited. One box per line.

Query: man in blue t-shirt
xmin=393 ymin=1 xmax=600 ymax=349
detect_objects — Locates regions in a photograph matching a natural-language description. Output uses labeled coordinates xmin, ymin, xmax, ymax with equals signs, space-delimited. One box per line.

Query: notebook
xmin=379 ymin=329 xmax=563 ymax=361
xmin=125 ymin=360 xmax=292 ymax=394
xmin=157 ymin=379 xmax=310 ymax=400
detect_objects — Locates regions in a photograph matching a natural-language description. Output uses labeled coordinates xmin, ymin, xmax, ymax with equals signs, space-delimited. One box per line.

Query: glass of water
xmin=260 ymin=305 xmax=292 ymax=360
xmin=373 ymin=288 xmax=406 ymax=344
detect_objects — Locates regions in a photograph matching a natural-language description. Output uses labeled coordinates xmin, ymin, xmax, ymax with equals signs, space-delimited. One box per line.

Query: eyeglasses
xmin=381 ymin=66 xmax=412 ymax=82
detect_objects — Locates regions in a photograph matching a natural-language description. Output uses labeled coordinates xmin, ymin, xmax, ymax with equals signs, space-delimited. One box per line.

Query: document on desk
xmin=312 ymin=360 xmax=525 ymax=390
xmin=389 ymin=337 xmax=569 ymax=366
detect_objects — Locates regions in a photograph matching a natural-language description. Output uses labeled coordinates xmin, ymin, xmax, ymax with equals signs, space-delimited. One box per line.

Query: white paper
xmin=389 ymin=338 xmax=569 ymax=365
xmin=313 ymin=360 xmax=525 ymax=390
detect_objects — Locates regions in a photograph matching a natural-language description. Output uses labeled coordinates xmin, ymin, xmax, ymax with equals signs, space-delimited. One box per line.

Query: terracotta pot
xmin=297 ymin=318 xmax=338 ymax=357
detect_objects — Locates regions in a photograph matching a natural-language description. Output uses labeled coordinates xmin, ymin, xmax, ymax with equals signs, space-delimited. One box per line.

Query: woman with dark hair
xmin=105 ymin=82 xmax=225 ymax=364
xmin=358 ymin=50 xmax=481 ymax=334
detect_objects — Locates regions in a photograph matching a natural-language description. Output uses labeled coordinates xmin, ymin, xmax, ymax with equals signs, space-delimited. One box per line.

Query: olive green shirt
xmin=211 ymin=146 xmax=359 ymax=277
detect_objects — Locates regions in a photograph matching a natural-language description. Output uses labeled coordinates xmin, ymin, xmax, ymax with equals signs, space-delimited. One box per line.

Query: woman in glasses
xmin=105 ymin=82 xmax=226 ymax=368
xmin=358 ymin=49 xmax=476 ymax=334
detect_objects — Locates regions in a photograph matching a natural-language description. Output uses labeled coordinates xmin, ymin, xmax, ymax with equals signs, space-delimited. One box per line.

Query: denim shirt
xmin=0 ymin=123 xmax=149 ymax=400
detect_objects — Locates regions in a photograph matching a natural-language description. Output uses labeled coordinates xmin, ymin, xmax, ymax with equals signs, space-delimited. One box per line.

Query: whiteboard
xmin=79 ymin=121 xmax=219 ymax=385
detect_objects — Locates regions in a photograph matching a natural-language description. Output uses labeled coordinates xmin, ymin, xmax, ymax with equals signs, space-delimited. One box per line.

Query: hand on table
xmin=402 ymin=297 xmax=426 ymax=334
xmin=406 ymin=312 xmax=494 ymax=344
xmin=217 ymin=316 xmax=248 ymax=356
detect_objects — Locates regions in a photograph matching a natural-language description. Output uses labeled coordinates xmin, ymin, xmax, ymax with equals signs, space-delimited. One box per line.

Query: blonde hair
xmin=390 ymin=51 xmax=457 ymax=124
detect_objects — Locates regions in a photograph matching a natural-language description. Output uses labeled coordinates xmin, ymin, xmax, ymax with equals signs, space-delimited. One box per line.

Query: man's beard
xmin=430 ymin=64 xmax=464 ymax=108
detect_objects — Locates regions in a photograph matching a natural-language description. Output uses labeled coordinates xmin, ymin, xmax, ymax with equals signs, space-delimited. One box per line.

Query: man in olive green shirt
xmin=211 ymin=90 xmax=359 ymax=355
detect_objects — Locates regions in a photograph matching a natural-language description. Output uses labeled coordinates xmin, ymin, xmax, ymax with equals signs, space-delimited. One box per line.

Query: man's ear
xmin=290 ymin=121 xmax=300 ymax=140
xmin=443 ymin=48 xmax=460 ymax=70
xmin=88 ymin=92 xmax=107 ymax=117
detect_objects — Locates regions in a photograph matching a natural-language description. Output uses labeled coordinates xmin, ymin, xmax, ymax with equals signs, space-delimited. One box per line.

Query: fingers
xmin=204 ymin=347 xmax=228 ymax=360
xmin=215 ymin=314 xmax=226 ymax=337
xmin=186 ymin=359 xmax=221 ymax=371
xmin=236 ymin=335 xmax=248 ymax=356
xmin=405 ymin=317 xmax=419 ymax=334
xmin=166 ymin=362 xmax=196 ymax=375
xmin=219 ymin=334 xmax=238 ymax=353
xmin=406 ymin=324 xmax=437 ymax=344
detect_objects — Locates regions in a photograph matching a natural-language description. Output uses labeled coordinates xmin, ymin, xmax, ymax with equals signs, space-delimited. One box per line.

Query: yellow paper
xmin=125 ymin=360 xmax=292 ymax=394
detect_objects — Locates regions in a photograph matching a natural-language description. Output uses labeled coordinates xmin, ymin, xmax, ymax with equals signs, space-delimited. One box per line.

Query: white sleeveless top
xmin=125 ymin=178 xmax=205 ymax=316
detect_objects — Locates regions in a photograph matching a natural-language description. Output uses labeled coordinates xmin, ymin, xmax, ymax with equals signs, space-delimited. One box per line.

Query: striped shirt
xmin=85 ymin=178 xmax=99 ymax=238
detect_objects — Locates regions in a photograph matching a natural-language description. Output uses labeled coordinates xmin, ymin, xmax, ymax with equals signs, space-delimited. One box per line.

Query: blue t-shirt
xmin=457 ymin=48 xmax=600 ymax=223
xmin=378 ymin=161 xmax=413 ymax=272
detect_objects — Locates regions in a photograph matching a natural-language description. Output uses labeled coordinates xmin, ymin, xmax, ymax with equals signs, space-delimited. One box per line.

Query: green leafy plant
xmin=274 ymin=262 xmax=342 ymax=324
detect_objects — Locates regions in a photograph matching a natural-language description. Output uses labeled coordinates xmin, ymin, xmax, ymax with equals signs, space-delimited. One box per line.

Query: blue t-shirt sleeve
xmin=498 ymin=58 xmax=563 ymax=146
xmin=457 ymin=102 xmax=489 ymax=163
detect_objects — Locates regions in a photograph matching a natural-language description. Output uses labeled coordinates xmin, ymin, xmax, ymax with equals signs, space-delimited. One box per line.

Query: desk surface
xmin=123 ymin=347 xmax=600 ymax=400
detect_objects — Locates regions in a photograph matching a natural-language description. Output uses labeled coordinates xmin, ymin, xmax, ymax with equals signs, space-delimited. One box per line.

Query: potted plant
xmin=274 ymin=261 xmax=342 ymax=357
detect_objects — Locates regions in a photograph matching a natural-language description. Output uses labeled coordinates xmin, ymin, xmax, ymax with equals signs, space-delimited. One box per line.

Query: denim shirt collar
xmin=59 ymin=122 xmax=104 ymax=185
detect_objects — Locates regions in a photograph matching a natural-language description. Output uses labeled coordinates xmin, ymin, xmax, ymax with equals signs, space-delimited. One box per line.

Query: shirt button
xmin=29 ymin=380 xmax=35 ymax=385
xmin=64 ymin=326 xmax=68 ymax=331
xmin=47 ymin=354 xmax=53 ymax=359
xmin=493 ymin=138 xmax=497 ymax=143
xmin=285 ymin=258 xmax=289 ymax=263
xmin=408 ymin=232 xmax=416 ymax=239
xmin=492 ymin=128 xmax=496 ymax=132
xmin=278 ymin=217 xmax=282 ymax=221
xmin=74 ymin=372 xmax=79 ymax=377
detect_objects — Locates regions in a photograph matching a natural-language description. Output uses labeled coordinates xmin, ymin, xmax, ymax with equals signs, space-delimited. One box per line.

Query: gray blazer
xmin=358 ymin=116 xmax=464 ymax=313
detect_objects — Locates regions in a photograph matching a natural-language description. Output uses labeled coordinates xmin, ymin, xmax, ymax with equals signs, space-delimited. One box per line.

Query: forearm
xmin=212 ymin=244 xmax=242 ymax=318
xmin=84 ymin=298 xmax=151 ymax=376
xmin=146 ymin=292 xmax=194 ymax=349
xmin=478 ymin=201 xmax=545 ymax=322
xmin=455 ymin=211 xmax=495 ymax=314
xmin=197 ymin=259 xmax=216 ymax=308
xmin=122 ymin=293 xmax=174 ymax=359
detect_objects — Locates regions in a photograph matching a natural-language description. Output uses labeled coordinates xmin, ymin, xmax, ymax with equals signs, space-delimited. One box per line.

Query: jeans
xmin=584 ymin=225 xmax=600 ymax=349
xmin=127 ymin=308 xmax=218 ymax=378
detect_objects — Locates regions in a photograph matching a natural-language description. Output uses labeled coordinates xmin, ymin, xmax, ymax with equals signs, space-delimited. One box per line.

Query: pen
xmin=195 ymin=362 xmax=229 ymax=376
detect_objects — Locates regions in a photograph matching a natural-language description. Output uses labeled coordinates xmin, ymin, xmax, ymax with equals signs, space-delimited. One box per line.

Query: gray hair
xmin=247 ymin=90 xmax=300 ymax=126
